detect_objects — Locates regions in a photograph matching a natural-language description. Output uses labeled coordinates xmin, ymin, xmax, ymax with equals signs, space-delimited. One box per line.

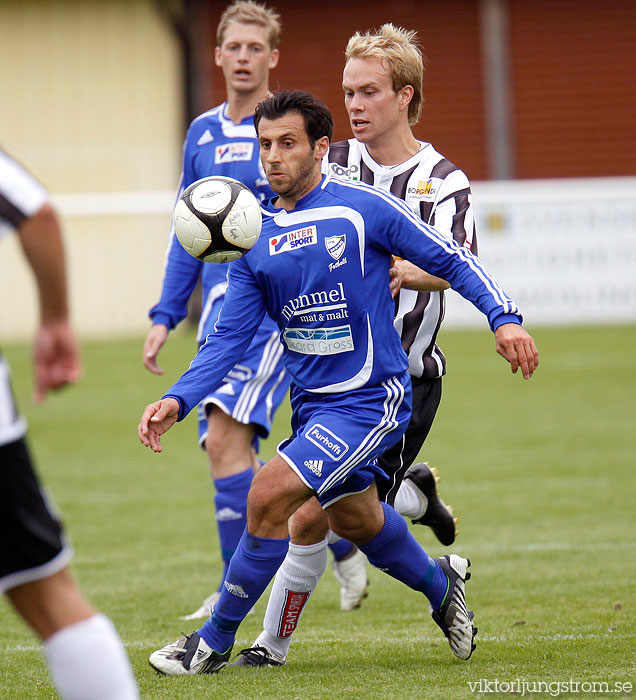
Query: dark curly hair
xmin=254 ymin=90 xmax=333 ymax=147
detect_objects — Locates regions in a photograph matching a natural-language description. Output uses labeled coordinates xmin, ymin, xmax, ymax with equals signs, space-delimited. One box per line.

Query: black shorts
xmin=377 ymin=374 xmax=442 ymax=505
xmin=0 ymin=437 xmax=72 ymax=593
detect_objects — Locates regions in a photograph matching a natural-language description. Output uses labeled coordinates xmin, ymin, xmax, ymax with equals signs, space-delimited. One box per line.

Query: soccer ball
xmin=173 ymin=176 xmax=262 ymax=264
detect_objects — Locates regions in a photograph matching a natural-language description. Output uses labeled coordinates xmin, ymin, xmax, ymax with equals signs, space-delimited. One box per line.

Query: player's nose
xmin=266 ymin=144 xmax=281 ymax=162
xmin=349 ymin=92 xmax=364 ymax=112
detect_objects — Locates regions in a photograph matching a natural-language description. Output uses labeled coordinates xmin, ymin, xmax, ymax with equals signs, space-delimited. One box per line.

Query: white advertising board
xmin=444 ymin=177 xmax=636 ymax=328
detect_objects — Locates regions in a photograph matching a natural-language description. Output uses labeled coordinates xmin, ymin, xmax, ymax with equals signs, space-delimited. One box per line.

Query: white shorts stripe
xmin=318 ymin=376 xmax=405 ymax=495
xmin=234 ymin=331 xmax=284 ymax=423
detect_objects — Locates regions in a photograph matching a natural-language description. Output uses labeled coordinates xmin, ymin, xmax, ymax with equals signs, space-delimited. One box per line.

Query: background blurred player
xmin=142 ymin=0 xmax=291 ymax=620
xmin=0 ymin=148 xmax=139 ymax=700
xmin=233 ymin=24 xmax=486 ymax=667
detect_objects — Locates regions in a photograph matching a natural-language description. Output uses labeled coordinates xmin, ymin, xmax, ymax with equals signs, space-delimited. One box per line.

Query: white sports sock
xmin=43 ymin=614 xmax=139 ymax=700
xmin=394 ymin=479 xmax=428 ymax=519
xmin=260 ymin=537 xmax=329 ymax=658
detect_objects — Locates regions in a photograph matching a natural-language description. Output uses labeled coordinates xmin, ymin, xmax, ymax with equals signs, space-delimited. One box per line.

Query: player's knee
xmin=205 ymin=431 xmax=227 ymax=468
xmin=290 ymin=501 xmax=328 ymax=544
xmin=328 ymin=502 xmax=384 ymax=545
xmin=328 ymin=518 xmax=377 ymax=546
xmin=246 ymin=473 xmax=286 ymax=527
xmin=205 ymin=411 xmax=254 ymax=475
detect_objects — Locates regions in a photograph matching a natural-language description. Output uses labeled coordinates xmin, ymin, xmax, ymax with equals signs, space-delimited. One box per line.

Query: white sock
xmin=43 ymin=614 xmax=139 ymax=700
xmin=394 ymin=479 xmax=428 ymax=519
xmin=260 ymin=537 xmax=329 ymax=658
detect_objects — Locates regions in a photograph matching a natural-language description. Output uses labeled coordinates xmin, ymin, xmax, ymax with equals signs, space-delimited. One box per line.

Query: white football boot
xmin=430 ymin=554 xmax=477 ymax=660
xmin=148 ymin=631 xmax=231 ymax=675
xmin=331 ymin=547 xmax=369 ymax=611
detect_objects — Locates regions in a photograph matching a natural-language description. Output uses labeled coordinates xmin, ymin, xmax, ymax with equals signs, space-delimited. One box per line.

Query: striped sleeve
xmin=0 ymin=149 xmax=48 ymax=233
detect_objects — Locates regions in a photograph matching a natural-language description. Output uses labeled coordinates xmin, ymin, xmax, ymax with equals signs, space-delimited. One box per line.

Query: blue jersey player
xmin=142 ymin=1 xmax=290 ymax=620
xmin=139 ymin=90 xmax=539 ymax=675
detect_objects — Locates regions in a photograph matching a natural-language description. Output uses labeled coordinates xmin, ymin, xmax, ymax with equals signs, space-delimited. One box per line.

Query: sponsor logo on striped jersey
xmin=407 ymin=179 xmax=438 ymax=199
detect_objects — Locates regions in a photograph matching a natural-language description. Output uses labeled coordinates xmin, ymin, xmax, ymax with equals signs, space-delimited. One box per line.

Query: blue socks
xmin=328 ymin=538 xmax=356 ymax=561
xmin=213 ymin=468 xmax=254 ymax=588
xmin=199 ymin=530 xmax=290 ymax=652
xmin=358 ymin=502 xmax=448 ymax=610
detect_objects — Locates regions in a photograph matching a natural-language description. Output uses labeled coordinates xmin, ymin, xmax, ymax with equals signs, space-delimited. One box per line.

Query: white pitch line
xmin=68 ymin=539 xmax=636 ymax=567
xmin=2 ymin=631 xmax=633 ymax=654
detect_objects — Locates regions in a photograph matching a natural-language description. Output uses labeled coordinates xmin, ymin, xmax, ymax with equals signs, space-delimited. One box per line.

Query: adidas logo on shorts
xmin=304 ymin=459 xmax=323 ymax=476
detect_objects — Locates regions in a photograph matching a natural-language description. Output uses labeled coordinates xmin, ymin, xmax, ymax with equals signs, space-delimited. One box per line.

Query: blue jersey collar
xmin=262 ymin=174 xmax=329 ymax=213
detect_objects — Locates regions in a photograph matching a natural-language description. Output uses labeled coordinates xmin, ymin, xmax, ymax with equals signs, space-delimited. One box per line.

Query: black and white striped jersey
xmin=325 ymin=139 xmax=477 ymax=379
xmin=0 ymin=149 xmax=47 ymax=445
xmin=0 ymin=149 xmax=47 ymax=240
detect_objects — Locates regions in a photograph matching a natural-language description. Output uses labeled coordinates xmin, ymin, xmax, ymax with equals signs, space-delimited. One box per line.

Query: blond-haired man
xmin=233 ymin=24 xmax=486 ymax=667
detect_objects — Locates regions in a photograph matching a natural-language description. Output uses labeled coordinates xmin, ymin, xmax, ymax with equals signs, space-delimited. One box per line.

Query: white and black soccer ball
xmin=173 ymin=176 xmax=262 ymax=264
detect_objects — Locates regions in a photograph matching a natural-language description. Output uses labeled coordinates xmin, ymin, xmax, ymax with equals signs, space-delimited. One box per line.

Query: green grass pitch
xmin=1 ymin=325 xmax=634 ymax=699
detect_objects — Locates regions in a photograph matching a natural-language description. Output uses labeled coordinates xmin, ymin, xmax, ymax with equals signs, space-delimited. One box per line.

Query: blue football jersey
xmin=149 ymin=103 xmax=275 ymax=338
xmin=165 ymin=174 xmax=521 ymax=419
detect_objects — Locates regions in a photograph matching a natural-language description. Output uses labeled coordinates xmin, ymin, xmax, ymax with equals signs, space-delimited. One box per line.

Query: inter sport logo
xmin=269 ymin=225 xmax=317 ymax=255
xmin=215 ymin=142 xmax=253 ymax=164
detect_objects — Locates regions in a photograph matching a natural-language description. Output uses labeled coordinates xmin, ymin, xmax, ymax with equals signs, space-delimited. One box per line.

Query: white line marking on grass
xmin=290 ymin=631 xmax=635 ymax=646
xmin=3 ymin=631 xmax=634 ymax=654
xmin=444 ymin=540 xmax=636 ymax=555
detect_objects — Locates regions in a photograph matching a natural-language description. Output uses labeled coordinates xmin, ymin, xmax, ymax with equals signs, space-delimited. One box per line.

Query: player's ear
xmin=399 ymin=85 xmax=414 ymax=112
xmin=314 ymin=136 xmax=329 ymax=160
xmin=269 ymin=48 xmax=280 ymax=69
xmin=214 ymin=46 xmax=223 ymax=67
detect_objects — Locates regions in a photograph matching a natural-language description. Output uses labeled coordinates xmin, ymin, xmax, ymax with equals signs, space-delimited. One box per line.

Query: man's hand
xmin=143 ymin=324 xmax=169 ymax=374
xmin=137 ymin=398 xmax=180 ymax=453
xmin=389 ymin=257 xmax=450 ymax=298
xmin=494 ymin=323 xmax=539 ymax=379
xmin=33 ymin=319 xmax=82 ymax=403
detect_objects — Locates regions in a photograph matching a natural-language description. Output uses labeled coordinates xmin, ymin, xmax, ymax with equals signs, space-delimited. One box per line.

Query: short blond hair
xmin=345 ymin=23 xmax=425 ymax=125
xmin=217 ymin=1 xmax=281 ymax=50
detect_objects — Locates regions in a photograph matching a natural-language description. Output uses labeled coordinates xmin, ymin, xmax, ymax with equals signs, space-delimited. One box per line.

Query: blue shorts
xmin=277 ymin=371 xmax=412 ymax=508
xmin=197 ymin=325 xmax=290 ymax=450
